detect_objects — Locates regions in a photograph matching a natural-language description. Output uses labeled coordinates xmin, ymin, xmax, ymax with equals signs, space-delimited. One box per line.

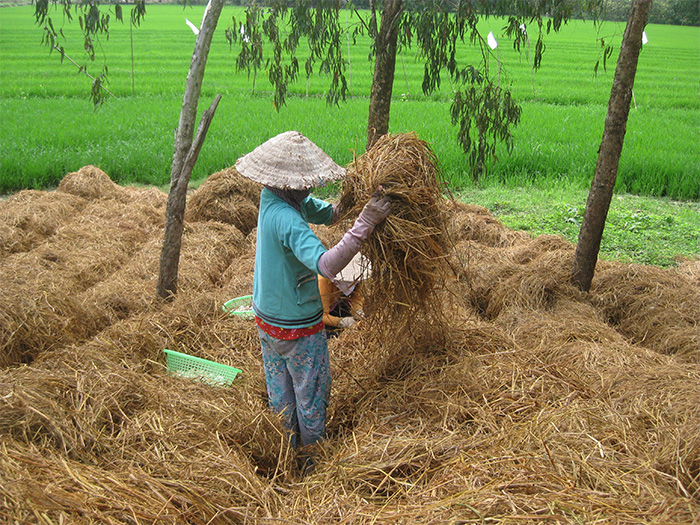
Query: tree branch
xmin=52 ymin=45 xmax=117 ymax=100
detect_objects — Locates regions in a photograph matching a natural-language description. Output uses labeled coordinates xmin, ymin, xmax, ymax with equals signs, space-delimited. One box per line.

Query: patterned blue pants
xmin=258 ymin=328 xmax=331 ymax=448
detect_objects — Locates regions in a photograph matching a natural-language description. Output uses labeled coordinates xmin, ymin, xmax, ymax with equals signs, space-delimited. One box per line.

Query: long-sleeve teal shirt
xmin=252 ymin=188 xmax=334 ymax=329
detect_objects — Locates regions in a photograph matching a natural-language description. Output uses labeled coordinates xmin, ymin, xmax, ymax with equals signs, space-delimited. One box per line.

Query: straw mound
xmin=123 ymin=184 xmax=169 ymax=210
xmin=186 ymin=168 xmax=262 ymax=235
xmin=306 ymin=317 xmax=699 ymax=524
xmin=0 ymin=189 xmax=86 ymax=257
xmin=0 ymin=185 xmax=169 ymax=367
xmin=80 ymin=220 xmax=246 ymax=328
xmin=219 ymin=232 xmax=257 ymax=299
xmin=592 ymin=262 xmax=700 ymax=362
xmin=1 ymin=339 xmax=287 ymax=521
xmin=58 ymin=165 xmax=127 ymax=201
xmin=0 ymin=274 xmax=95 ymax=368
xmin=445 ymin=199 xmax=529 ymax=248
xmin=453 ymin=234 xmax=581 ymax=323
xmin=1 ymin=164 xmax=699 ymax=523
xmin=678 ymin=258 xmax=700 ymax=285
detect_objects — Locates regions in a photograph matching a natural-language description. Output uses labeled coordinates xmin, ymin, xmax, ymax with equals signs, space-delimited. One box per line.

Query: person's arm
xmin=318 ymin=191 xmax=391 ymax=279
xmin=318 ymin=275 xmax=342 ymax=328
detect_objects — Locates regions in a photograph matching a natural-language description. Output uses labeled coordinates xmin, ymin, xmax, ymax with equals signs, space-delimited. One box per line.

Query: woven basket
xmin=163 ymin=349 xmax=241 ymax=386
xmin=222 ymin=295 xmax=254 ymax=320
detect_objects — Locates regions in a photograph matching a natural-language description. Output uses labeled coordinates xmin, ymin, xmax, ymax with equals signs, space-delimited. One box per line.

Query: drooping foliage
xmin=228 ymin=0 xmax=606 ymax=180
xmin=34 ymin=0 xmax=147 ymax=106
xmin=227 ymin=1 xmax=350 ymax=108
xmin=32 ymin=1 xmax=607 ymax=178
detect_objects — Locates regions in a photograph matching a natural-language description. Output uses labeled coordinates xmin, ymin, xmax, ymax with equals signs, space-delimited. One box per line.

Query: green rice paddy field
xmin=0 ymin=4 xmax=698 ymax=201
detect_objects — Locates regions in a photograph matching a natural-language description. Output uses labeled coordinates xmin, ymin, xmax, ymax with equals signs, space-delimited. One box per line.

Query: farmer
xmin=235 ymin=131 xmax=391 ymax=468
xmin=318 ymin=252 xmax=370 ymax=337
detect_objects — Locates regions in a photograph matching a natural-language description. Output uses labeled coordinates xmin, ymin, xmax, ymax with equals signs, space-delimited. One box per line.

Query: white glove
xmin=339 ymin=317 xmax=356 ymax=329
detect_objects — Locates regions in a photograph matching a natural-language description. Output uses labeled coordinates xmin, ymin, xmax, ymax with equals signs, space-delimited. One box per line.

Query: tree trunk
xmin=366 ymin=0 xmax=402 ymax=150
xmin=157 ymin=0 xmax=225 ymax=300
xmin=571 ymin=0 xmax=652 ymax=292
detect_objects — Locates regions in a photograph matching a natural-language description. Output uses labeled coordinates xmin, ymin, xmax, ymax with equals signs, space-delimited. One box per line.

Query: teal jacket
xmin=252 ymin=188 xmax=334 ymax=328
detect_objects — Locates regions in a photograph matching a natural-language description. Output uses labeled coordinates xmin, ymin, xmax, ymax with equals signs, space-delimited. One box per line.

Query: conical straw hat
xmin=235 ymin=131 xmax=346 ymax=190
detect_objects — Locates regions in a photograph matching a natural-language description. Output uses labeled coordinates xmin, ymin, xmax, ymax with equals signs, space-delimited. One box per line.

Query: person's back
xmin=253 ymin=188 xmax=332 ymax=329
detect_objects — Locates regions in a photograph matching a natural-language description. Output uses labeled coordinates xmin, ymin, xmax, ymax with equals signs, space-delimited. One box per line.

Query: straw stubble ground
xmin=1 ymin=142 xmax=699 ymax=523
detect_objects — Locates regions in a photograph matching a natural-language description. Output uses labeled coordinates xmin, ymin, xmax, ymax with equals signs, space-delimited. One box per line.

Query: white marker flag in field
xmin=487 ymin=31 xmax=501 ymax=86
xmin=185 ymin=18 xmax=199 ymax=36
xmin=632 ymin=31 xmax=649 ymax=109
xmin=487 ymin=31 xmax=498 ymax=50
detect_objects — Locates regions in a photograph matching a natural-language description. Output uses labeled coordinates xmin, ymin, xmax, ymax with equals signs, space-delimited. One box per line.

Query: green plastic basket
xmin=163 ymin=349 xmax=242 ymax=386
xmin=222 ymin=295 xmax=254 ymax=320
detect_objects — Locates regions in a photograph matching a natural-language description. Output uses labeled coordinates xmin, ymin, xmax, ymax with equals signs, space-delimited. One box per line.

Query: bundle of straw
xmin=592 ymin=262 xmax=700 ymax=362
xmin=339 ymin=133 xmax=449 ymax=329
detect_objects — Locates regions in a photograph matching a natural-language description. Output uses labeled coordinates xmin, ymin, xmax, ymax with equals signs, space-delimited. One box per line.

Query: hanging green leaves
xmin=33 ymin=0 xmax=144 ymax=106
xmin=450 ymin=78 xmax=521 ymax=182
xmin=228 ymin=0 xmax=348 ymax=110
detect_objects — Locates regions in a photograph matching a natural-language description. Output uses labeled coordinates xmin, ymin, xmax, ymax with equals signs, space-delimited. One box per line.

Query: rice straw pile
xmin=0 ymin=190 xmax=86 ymax=257
xmin=58 ymin=165 xmax=127 ymax=201
xmin=186 ymin=167 xmax=262 ymax=235
xmin=339 ymin=132 xmax=450 ymax=332
xmin=1 ymin=164 xmax=699 ymax=523
xmin=592 ymin=262 xmax=700 ymax=362
xmin=0 ymin=169 xmax=167 ymax=367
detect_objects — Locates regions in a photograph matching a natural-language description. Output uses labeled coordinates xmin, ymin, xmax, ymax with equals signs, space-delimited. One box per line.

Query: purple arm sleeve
xmin=318 ymin=214 xmax=374 ymax=279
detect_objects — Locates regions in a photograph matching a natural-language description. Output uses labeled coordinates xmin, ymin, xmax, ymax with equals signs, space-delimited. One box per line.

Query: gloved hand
xmin=359 ymin=190 xmax=391 ymax=227
xmin=339 ymin=317 xmax=356 ymax=328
